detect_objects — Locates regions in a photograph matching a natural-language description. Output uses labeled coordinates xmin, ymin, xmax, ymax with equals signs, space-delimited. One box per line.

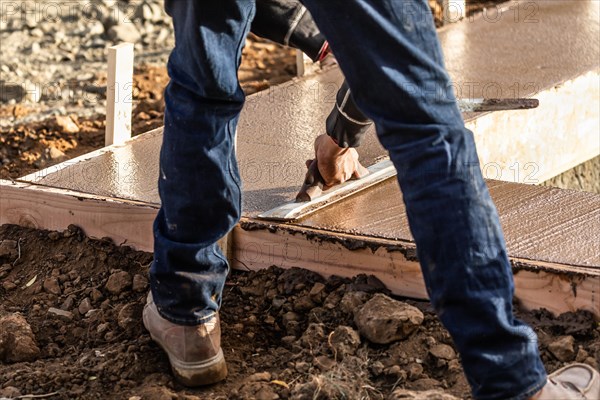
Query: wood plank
xmin=0 ymin=180 xmax=157 ymax=251
xmin=232 ymin=220 xmax=600 ymax=319
xmin=2 ymin=180 xmax=597 ymax=318
xmin=0 ymin=180 xmax=231 ymax=258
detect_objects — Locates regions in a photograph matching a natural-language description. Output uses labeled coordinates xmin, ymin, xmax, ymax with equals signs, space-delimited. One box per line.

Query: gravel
xmin=0 ymin=0 xmax=175 ymax=126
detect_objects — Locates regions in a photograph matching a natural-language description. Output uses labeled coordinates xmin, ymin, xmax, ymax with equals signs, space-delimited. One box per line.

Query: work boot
xmin=142 ymin=293 xmax=227 ymax=386
xmin=532 ymin=364 xmax=600 ymax=399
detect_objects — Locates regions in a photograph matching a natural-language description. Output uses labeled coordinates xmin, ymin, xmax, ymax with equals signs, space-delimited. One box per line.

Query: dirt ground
xmin=0 ymin=224 xmax=599 ymax=399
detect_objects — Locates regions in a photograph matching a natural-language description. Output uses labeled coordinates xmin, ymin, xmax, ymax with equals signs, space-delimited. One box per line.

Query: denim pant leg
xmin=151 ymin=0 xmax=255 ymax=326
xmin=300 ymin=0 xmax=547 ymax=398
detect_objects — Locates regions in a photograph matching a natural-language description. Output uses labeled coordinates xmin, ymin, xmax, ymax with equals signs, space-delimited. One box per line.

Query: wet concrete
xmin=297 ymin=178 xmax=600 ymax=268
xmin=441 ymin=0 xmax=599 ymax=121
xmin=25 ymin=0 xmax=599 ymax=219
xmin=26 ymin=69 xmax=385 ymax=215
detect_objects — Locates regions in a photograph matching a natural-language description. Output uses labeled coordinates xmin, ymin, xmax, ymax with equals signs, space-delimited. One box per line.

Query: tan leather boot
xmin=532 ymin=364 xmax=600 ymax=399
xmin=142 ymin=293 xmax=228 ymax=386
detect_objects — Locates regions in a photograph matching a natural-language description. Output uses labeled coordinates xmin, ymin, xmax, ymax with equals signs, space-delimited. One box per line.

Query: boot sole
xmin=168 ymin=348 xmax=228 ymax=387
xmin=149 ymin=333 xmax=228 ymax=387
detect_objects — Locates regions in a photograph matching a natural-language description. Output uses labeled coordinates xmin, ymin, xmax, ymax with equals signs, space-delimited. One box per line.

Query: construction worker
xmin=142 ymin=1 xmax=600 ymax=399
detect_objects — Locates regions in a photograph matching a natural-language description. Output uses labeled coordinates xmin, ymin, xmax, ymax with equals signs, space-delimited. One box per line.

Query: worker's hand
xmin=313 ymin=134 xmax=369 ymax=189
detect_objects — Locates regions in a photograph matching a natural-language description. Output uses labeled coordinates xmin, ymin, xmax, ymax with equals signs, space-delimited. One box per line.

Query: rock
xmin=0 ymin=264 xmax=12 ymax=279
xmin=354 ymin=294 xmax=424 ymax=344
xmin=105 ymin=270 xmax=132 ymax=294
xmin=61 ymin=295 xmax=76 ymax=310
xmin=107 ymin=24 xmax=141 ymax=43
xmin=370 ymin=360 xmax=385 ymax=376
xmin=245 ymin=372 xmax=272 ymax=382
xmin=0 ymin=314 xmax=41 ymax=363
xmin=43 ymin=277 xmax=61 ymax=295
xmin=385 ymin=365 xmax=407 ymax=381
xmin=30 ymin=28 xmax=44 ymax=38
xmin=97 ymin=322 xmax=110 ymax=334
xmin=53 ymin=115 xmax=79 ymax=133
xmin=389 ymin=389 xmax=459 ymax=400
xmin=299 ymin=323 xmax=326 ymax=349
xmin=308 ymin=282 xmax=326 ymax=303
xmin=78 ymin=297 xmax=92 ymax=315
xmin=48 ymin=231 xmax=61 ymax=241
xmin=118 ymin=302 xmax=142 ymax=331
xmin=282 ymin=311 xmax=300 ymax=325
xmin=407 ymin=363 xmax=424 ymax=380
xmin=576 ymin=348 xmax=589 ymax=363
xmin=0 ymin=386 xmax=22 ymax=398
xmin=132 ymin=274 xmax=149 ymax=292
xmin=293 ymin=295 xmax=315 ymax=312
xmin=2 ymin=281 xmax=17 ymax=291
xmin=295 ymin=361 xmax=310 ymax=373
xmin=87 ymin=20 xmax=105 ymax=36
xmin=339 ymin=291 xmax=369 ymax=314
xmin=90 ymin=288 xmax=104 ymax=303
xmin=48 ymin=146 xmax=67 ymax=161
xmin=29 ymin=42 xmax=41 ymax=54
xmin=48 ymin=307 xmax=73 ymax=320
xmin=0 ymin=239 xmax=18 ymax=258
xmin=329 ymin=326 xmax=361 ymax=359
xmin=429 ymin=344 xmax=456 ymax=361
xmin=76 ymin=72 xmax=95 ymax=82
xmin=136 ymin=2 xmax=164 ymax=22
xmin=548 ymin=336 xmax=576 ymax=362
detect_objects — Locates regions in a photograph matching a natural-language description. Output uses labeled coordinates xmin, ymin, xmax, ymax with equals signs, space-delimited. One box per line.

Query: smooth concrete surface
xmin=440 ymin=0 xmax=599 ymax=102
xmin=23 ymin=0 xmax=599 ymax=217
xmin=22 ymin=69 xmax=387 ymax=215
xmin=297 ymin=178 xmax=600 ymax=268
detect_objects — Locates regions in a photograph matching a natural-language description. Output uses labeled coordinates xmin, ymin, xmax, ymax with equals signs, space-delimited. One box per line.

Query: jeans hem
xmin=503 ymin=377 xmax=548 ymax=400
xmin=156 ymin=307 xmax=218 ymax=326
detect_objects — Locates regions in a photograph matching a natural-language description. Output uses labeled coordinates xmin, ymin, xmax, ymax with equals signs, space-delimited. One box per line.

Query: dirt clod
xmin=43 ymin=276 xmax=61 ymax=295
xmin=0 ymin=313 xmax=40 ymax=363
xmin=0 ymin=239 xmax=18 ymax=259
xmin=355 ymin=293 xmax=424 ymax=344
xmin=106 ymin=270 xmax=133 ymax=295
xmin=78 ymin=297 xmax=93 ymax=315
xmin=47 ymin=307 xmax=74 ymax=320
xmin=132 ymin=274 xmax=149 ymax=292
xmin=329 ymin=325 xmax=361 ymax=359
xmin=53 ymin=115 xmax=80 ymax=134
xmin=429 ymin=344 xmax=456 ymax=361
xmin=548 ymin=335 xmax=576 ymax=362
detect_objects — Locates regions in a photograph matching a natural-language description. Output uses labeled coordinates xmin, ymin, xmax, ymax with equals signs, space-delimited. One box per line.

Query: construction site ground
xmin=1 ymin=1 xmax=600 ymax=399
xmin=0 ymin=224 xmax=599 ymax=399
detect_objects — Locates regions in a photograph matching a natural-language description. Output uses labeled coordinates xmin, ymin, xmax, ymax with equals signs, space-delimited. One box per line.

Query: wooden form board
xmin=0 ymin=180 xmax=157 ymax=251
xmin=2 ymin=179 xmax=598 ymax=319
xmin=231 ymin=222 xmax=600 ymax=319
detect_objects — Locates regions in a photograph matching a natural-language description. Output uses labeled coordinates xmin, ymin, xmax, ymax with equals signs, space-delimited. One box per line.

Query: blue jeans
xmin=151 ymin=1 xmax=547 ymax=398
